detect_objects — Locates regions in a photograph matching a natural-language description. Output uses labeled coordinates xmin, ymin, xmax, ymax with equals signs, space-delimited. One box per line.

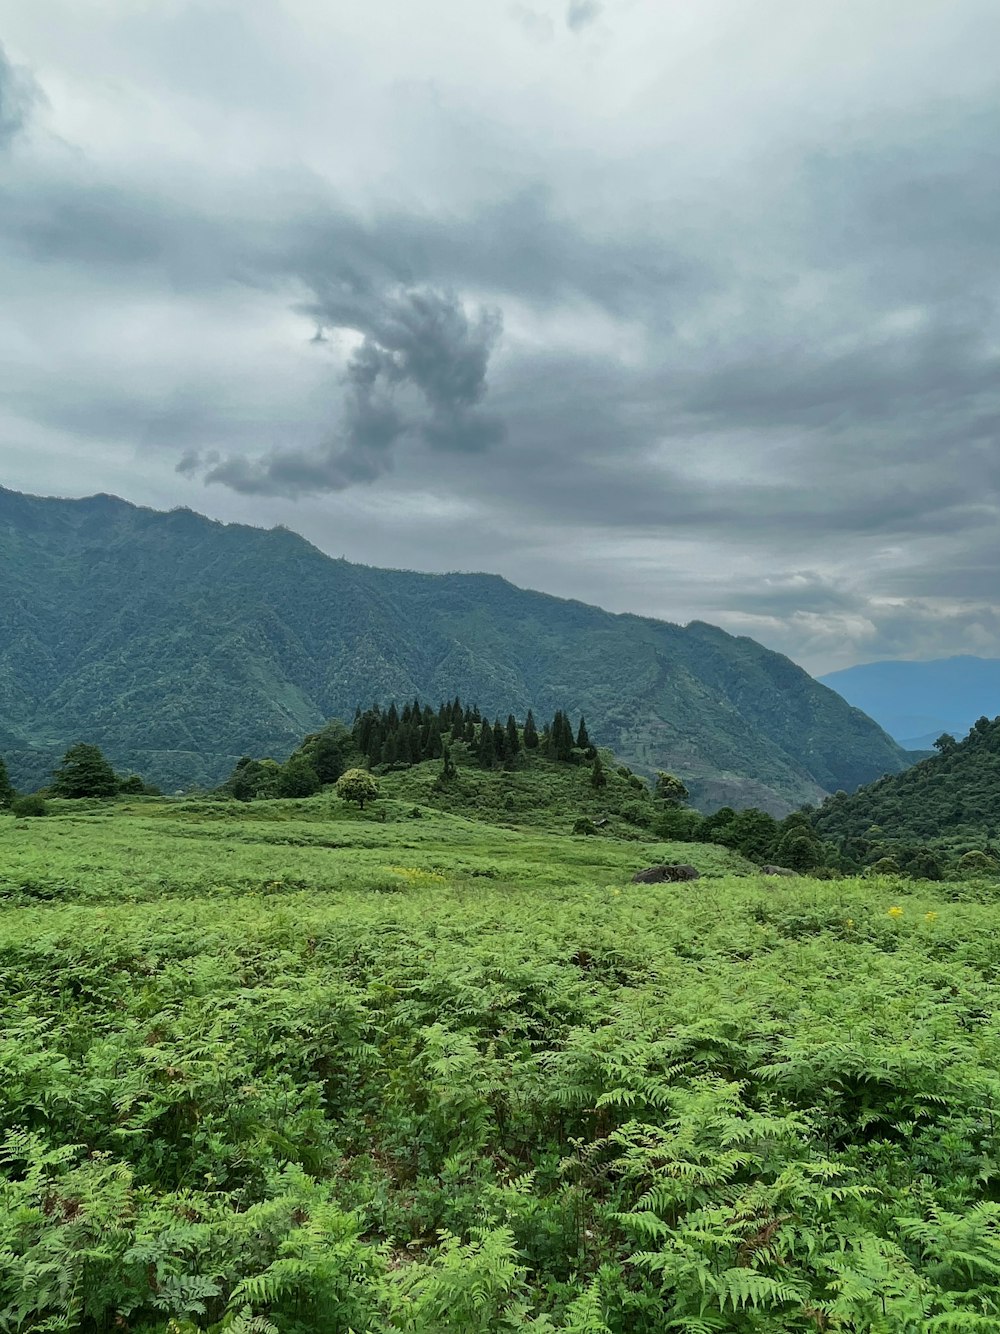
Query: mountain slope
xmin=820 ymin=656 xmax=1000 ymax=747
xmin=814 ymin=715 xmax=1000 ymax=857
xmin=0 ymin=487 xmax=910 ymax=810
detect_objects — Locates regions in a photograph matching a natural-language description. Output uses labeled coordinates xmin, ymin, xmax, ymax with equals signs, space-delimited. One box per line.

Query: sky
xmin=1 ymin=1 xmax=999 ymax=674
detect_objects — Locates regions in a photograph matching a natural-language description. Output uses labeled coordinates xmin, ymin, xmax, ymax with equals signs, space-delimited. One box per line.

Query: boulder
xmin=631 ymin=863 xmax=700 ymax=884
xmin=760 ymin=864 xmax=797 ymax=876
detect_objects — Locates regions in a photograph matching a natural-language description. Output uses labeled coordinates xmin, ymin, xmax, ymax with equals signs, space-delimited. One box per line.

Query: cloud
xmin=203 ymin=282 xmax=504 ymax=495
xmin=2 ymin=2 xmax=1000 ymax=670
xmin=0 ymin=41 xmax=40 ymax=146
xmin=566 ymin=0 xmax=602 ymax=32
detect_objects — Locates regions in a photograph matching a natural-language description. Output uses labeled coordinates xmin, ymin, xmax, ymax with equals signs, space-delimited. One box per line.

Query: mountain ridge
xmin=819 ymin=655 xmax=1000 ymax=747
xmin=0 ymin=486 xmax=910 ymax=810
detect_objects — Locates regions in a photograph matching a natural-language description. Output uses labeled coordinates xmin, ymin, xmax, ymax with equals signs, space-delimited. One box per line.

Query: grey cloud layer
xmin=1 ymin=2 xmax=999 ymax=671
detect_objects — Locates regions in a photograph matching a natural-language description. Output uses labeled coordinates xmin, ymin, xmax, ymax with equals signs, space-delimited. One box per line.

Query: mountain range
xmin=0 ymin=486 xmax=911 ymax=811
xmin=819 ymin=656 xmax=1000 ymax=749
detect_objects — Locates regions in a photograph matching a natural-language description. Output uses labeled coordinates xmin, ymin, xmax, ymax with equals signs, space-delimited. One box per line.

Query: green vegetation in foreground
xmin=3 ymin=792 xmax=1000 ymax=1331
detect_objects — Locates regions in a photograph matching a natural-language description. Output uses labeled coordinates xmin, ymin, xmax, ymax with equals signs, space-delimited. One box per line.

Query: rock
xmin=760 ymin=864 xmax=797 ymax=876
xmin=631 ymin=863 xmax=700 ymax=884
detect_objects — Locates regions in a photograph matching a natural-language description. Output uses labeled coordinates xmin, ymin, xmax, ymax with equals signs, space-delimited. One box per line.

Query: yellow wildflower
xmin=845 ymin=918 xmax=855 ymax=928
xmin=887 ymin=905 xmax=904 ymax=919
xmin=924 ymin=911 xmax=938 ymax=924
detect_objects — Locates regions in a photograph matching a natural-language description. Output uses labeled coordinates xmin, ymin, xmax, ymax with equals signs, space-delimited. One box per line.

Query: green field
xmin=2 ymin=795 xmax=1000 ymax=1332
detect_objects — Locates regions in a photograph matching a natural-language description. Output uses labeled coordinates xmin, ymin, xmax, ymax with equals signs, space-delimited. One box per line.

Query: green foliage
xmin=0 ymin=488 xmax=911 ymax=810
xmin=573 ymin=817 xmax=598 ymax=835
xmin=815 ymin=715 xmax=1000 ymax=865
xmin=335 ymin=767 xmax=380 ymax=809
xmin=590 ymin=754 xmax=607 ymax=789
xmin=10 ymin=793 xmax=48 ymax=817
xmin=1 ymin=793 xmax=1000 ymax=1330
xmin=51 ymin=742 xmax=119 ymax=798
xmin=276 ymin=754 xmax=321 ymax=798
xmin=653 ymin=772 xmax=689 ymax=806
xmin=0 ymin=754 xmax=13 ymax=808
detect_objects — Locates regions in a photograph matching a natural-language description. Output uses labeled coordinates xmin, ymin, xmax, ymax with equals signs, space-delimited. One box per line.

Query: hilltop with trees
xmin=0 ymin=486 xmax=910 ymax=811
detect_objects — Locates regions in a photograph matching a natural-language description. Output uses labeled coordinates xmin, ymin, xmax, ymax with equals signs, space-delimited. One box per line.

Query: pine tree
xmin=523 ymin=710 xmax=539 ymax=750
xmin=381 ymin=734 xmax=398 ymax=767
xmin=576 ymin=716 xmax=591 ymax=750
xmin=590 ymin=753 xmax=607 ymax=789
xmin=478 ymin=722 xmax=496 ymax=767
xmin=493 ymin=718 xmax=506 ymax=760
xmin=0 ymin=755 xmax=14 ymax=808
xmin=51 ymin=743 xmax=119 ymax=798
xmin=506 ymin=715 xmax=520 ymax=756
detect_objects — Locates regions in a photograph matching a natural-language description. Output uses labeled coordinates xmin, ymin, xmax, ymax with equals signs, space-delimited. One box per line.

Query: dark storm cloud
xmin=0 ymin=40 xmax=38 ymax=145
xmin=203 ymin=282 xmax=504 ymax=495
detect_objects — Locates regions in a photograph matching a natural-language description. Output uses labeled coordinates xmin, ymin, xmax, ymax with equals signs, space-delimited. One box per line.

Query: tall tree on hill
xmin=464 ymin=717 xmax=477 ymax=744
xmin=548 ymin=711 xmax=575 ymax=762
xmin=51 ymin=743 xmax=119 ymax=798
xmin=478 ymin=721 xmax=496 ymax=767
xmin=590 ymin=753 xmax=607 ymax=789
xmin=386 ymin=702 xmax=400 ymax=731
xmin=493 ymin=718 xmax=507 ymax=761
xmin=576 ymin=716 xmax=591 ymax=750
xmin=506 ymin=715 xmax=520 ymax=757
xmin=523 ymin=710 xmax=539 ymax=750
xmin=425 ymin=718 xmax=443 ymax=759
xmin=304 ymin=720 xmax=353 ymax=784
xmin=0 ymin=755 xmax=13 ymax=808
xmin=381 ymin=733 xmax=398 ymax=767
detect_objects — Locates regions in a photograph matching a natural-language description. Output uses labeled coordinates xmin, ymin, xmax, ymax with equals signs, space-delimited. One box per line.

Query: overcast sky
xmin=2 ymin=1 xmax=999 ymax=673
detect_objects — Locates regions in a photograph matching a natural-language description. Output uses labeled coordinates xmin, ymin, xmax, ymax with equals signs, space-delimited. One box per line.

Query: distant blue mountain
xmin=819 ymin=656 xmax=1000 ymax=748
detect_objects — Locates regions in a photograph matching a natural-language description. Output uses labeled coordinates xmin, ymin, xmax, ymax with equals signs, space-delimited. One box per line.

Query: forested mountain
xmin=0 ymin=486 xmax=910 ymax=810
xmin=814 ymin=715 xmax=1000 ymax=861
xmin=819 ymin=656 xmax=1000 ymax=748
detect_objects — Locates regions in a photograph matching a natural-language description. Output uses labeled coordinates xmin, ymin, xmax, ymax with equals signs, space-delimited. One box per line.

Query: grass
xmin=3 ymin=789 xmax=1000 ymax=1331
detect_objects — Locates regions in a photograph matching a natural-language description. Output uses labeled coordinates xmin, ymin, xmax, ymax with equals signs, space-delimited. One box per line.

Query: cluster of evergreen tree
xmin=351 ymin=699 xmax=595 ymax=773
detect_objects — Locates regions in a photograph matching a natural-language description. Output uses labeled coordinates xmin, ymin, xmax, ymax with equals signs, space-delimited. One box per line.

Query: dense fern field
xmin=3 ymin=798 xmax=1000 ymax=1331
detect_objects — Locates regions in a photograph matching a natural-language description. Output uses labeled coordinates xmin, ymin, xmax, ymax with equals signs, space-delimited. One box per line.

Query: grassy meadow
xmin=2 ymin=790 xmax=1000 ymax=1331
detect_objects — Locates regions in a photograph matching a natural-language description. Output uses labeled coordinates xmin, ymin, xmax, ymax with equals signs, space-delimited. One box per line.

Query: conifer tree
xmin=51 ymin=743 xmax=119 ymax=798
xmin=381 ymin=734 xmax=398 ymax=767
xmin=576 ymin=716 xmax=591 ymax=750
xmin=0 ymin=755 xmax=13 ymax=808
xmin=478 ymin=721 xmax=496 ymax=767
xmin=523 ymin=710 xmax=539 ymax=750
xmin=506 ymin=715 xmax=520 ymax=756
xmin=493 ymin=718 xmax=506 ymax=760
xmin=464 ymin=717 xmax=477 ymax=744
xmin=590 ymin=753 xmax=607 ymax=788
xmin=439 ymin=741 xmax=457 ymax=781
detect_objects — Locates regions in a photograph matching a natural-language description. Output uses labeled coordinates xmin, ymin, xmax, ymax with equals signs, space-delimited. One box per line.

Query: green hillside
xmin=0 ymin=486 xmax=909 ymax=811
xmin=814 ymin=714 xmax=1000 ymax=864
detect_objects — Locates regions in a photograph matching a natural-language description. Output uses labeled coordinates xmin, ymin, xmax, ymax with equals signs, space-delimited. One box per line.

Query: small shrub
xmin=573 ymin=817 xmax=598 ymax=836
xmin=11 ymin=794 xmax=48 ymax=818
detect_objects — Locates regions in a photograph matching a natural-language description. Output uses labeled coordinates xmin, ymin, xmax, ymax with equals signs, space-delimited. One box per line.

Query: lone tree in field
xmin=335 ymin=767 xmax=380 ymax=810
xmin=0 ymin=755 xmax=13 ymax=808
xmin=51 ymin=743 xmax=119 ymax=798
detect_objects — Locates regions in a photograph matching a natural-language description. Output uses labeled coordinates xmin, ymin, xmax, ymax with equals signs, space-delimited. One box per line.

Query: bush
xmin=958 ymin=850 xmax=998 ymax=877
xmin=11 ymin=794 xmax=48 ymax=818
xmin=572 ymin=817 xmax=598 ymax=836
